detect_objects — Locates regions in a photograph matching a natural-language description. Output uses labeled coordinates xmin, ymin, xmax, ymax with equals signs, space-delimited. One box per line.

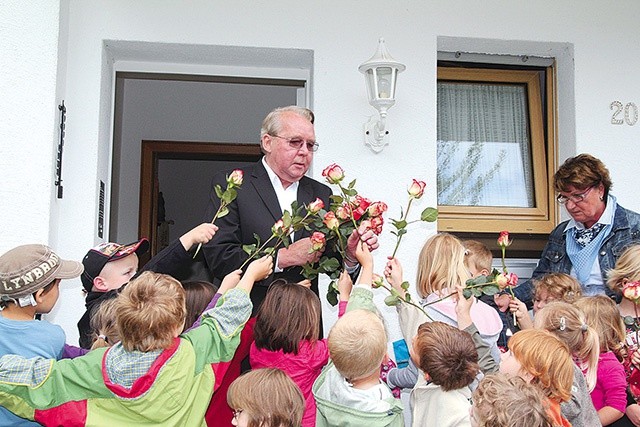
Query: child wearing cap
xmin=0 ymin=244 xmax=83 ymax=427
xmin=77 ymin=223 xmax=217 ymax=348
xmin=0 ymin=256 xmax=272 ymax=427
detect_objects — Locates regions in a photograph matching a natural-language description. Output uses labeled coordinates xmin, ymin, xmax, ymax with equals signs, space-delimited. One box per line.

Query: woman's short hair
xmin=508 ymin=329 xmax=574 ymax=402
xmin=116 ymin=271 xmax=186 ymax=352
xmin=414 ymin=321 xmax=479 ymax=391
xmin=227 ymin=368 xmax=305 ymax=427
xmin=553 ymin=153 xmax=612 ymax=197
xmin=260 ymin=106 xmax=315 ymax=139
xmin=328 ymin=309 xmax=387 ymax=381
xmin=473 ymin=374 xmax=553 ymax=427
xmin=533 ymin=273 xmax=582 ymax=304
xmin=253 ymin=281 xmax=321 ymax=354
xmin=607 ymin=244 xmax=640 ymax=293
xmin=416 ymin=233 xmax=470 ymax=298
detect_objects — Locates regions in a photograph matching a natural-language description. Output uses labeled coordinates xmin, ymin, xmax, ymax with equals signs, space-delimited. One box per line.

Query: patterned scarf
xmin=566 ymin=222 xmax=611 ymax=284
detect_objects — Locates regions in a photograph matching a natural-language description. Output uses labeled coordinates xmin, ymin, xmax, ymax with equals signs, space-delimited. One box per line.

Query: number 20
xmin=611 ymin=101 xmax=638 ymax=126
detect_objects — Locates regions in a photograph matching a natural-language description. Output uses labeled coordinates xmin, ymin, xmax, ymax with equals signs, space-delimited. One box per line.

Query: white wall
xmin=3 ymin=0 xmax=640 ymax=354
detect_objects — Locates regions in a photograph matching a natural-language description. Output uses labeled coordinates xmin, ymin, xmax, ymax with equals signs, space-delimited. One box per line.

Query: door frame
xmin=139 ymin=140 xmax=262 ymax=259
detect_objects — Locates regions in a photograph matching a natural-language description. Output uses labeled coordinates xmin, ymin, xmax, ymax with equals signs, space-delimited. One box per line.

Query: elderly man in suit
xmin=203 ymin=106 xmax=377 ymax=311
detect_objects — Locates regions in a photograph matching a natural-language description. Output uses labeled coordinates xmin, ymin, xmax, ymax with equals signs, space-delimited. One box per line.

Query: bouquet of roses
xmin=302 ymin=164 xmax=388 ymax=305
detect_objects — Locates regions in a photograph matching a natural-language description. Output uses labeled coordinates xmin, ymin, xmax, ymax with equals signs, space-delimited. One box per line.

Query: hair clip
xmin=581 ymin=323 xmax=588 ymax=332
xmin=98 ymin=334 xmax=107 ymax=341
xmin=559 ymin=316 xmax=566 ymax=331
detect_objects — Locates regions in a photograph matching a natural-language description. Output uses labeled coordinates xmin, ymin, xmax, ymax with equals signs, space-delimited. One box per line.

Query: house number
xmin=610 ymin=101 xmax=638 ymax=126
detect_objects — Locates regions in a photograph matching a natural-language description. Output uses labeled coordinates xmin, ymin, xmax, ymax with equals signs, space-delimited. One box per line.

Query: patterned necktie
xmin=574 ymin=223 xmax=605 ymax=248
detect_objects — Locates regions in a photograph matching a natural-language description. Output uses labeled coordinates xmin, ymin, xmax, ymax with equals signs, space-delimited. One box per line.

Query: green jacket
xmin=0 ymin=288 xmax=251 ymax=427
xmin=312 ymin=285 xmax=405 ymax=427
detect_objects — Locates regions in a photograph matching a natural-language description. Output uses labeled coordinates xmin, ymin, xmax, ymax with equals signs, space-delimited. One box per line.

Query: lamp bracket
xmin=363 ymin=114 xmax=389 ymax=153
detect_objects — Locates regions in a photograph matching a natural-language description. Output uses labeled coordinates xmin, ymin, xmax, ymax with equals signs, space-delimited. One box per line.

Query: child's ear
xmin=480 ymin=268 xmax=490 ymax=277
xmin=33 ymin=289 xmax=45 ymax=304
xmin=93 ymin=277 xmax=109 ymax=292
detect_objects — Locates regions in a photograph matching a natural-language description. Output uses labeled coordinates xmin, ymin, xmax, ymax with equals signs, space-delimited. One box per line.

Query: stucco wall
xmin=3 ymin=0 xmax=640 ymax=358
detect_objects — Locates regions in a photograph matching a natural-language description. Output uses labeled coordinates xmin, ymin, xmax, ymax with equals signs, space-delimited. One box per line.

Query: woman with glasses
xmin=515 ymin=153 xmax=640 ymax=303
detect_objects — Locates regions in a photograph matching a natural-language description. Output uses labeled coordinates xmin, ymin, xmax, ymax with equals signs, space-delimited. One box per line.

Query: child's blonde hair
xmin=416 ymin=233 xmax=470 ymax=297
xmin=508 ymin=329 xmax=574 ymax=402
xmin=462 ymin=240 xmax=493 ymax=275
xmin=116 ymin=272 xmax=186 ymax=352
xmin=227 ymin=368 xmax=305 ymax=427
xmin=473 ymin=373 xmax=553 ymax=427
xmin=328 ymin=309 xmax=387 ymax=381
xmin=533 ymin=301 xmax=599 ymax=391
xmin=414 ymin=321 xmax=479 ymax=391
xmin=533 ymin=273 xmax=582 ymax=304
xmin=254 ymin=280 xmax=321 ymax=354
xmin=575 ymin=295 xmax=627 ymax=361
xmin=607 ymin=244 xmax=640 ymax=293
xmin=90 ymin=297 xmax=120 ymax=350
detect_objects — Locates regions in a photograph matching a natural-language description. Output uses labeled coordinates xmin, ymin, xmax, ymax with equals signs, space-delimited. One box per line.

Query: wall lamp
xmin=358 ymin=38 xmax=405 ymax=153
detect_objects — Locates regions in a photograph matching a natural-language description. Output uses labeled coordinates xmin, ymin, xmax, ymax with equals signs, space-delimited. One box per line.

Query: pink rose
xmin=623 ymin=282 xmax=640 ymax=302
xmin=495 ymin=272 xmax=518 ymax=290
xmin=506 ymin=272 xmax=518 ymax=287
xmin=307 ymin=198 xmax=325 ymax=214
xmin=227 ymin=169 xmax=244 ymax=186
xmin=322 ymin=164 xmax=345 ymax=184
xmin=407 ymin=179 xmax=426 ymax=199
xmin=351 ymin=195 xmax=372 ymax=221
xmin=335 ymin=204 xmax=351 ymax=220
xmin=272 ymin=219 xmax=285 ymax=235
xmin=310 ymin=232 xmax=326 ymax=252
xmin=367 ymin=201 xmax=388 ymax=218
xmin=497 ymin=231 xmax=512 ymax=248
xmin=370 ymin=216 xmax=384 ymax=235
xmin=323 ymin=211 xmax=340 ymax=230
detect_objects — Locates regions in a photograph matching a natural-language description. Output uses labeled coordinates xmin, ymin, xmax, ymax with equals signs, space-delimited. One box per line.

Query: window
xmin=436 ymin=62 xmax=557 ymax=235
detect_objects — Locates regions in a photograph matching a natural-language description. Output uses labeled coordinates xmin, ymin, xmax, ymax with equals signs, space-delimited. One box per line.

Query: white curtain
xmin=437 ymin=82 xmax=534 ymax=207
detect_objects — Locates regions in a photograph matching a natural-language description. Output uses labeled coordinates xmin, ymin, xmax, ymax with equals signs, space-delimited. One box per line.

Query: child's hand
xmin=384 ymin=257 xmax=404 ymax=292
xmin=455 ymin=285 xmax=474 ymax=330
xmin=219 ymin=269 xmax=242 ymax=293
xmin=337 ymin=270 xmax=353 ymax=301
xmin=509 ymin=297 xmax=533 ymax=329
xmin=244 ymin=255 xmax=274 ymax=282
xmin=297 ymin=279 xmax=312 ymax=288
xmin=180 ymin=223 xmax=218 ymax=250
xmin=354 ymin=241 xmax=373 ymax=269
xmin=494 ymin=293 xmax=511 ymax=312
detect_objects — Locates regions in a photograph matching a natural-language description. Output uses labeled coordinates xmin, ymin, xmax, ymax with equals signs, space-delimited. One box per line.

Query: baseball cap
xmin=0 ymin=244 xmax=84 ymax=300
xmin=81 ymin=239 xmax=149 ymax=292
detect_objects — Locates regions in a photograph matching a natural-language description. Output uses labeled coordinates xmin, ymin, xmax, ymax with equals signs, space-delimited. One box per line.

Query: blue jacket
xmin=514 ymin=204 xmax=640 ymax=304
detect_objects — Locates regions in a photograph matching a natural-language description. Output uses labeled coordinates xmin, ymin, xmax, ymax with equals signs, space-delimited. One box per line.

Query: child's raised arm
xmin=179 ymin=223 xmax=218 ymax=251
xmin=384 ymin=257 xmax=406 ymax=299
xmin=337 ymin=270 xmax=353 ymax=317
xmin=236 ymin=255 xmax=273 ymax=293
xmin=354 ymin=241 xmax=373 ymax=286
xmin=509 ymin=297 xmax=533 ymax=330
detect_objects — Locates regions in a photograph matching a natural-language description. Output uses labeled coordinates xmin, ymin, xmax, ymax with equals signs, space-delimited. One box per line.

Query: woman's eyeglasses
xmin=556 ymin=186 xmax=594 ymax=205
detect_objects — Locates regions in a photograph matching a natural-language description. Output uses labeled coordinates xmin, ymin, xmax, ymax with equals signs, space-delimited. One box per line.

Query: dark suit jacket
xmin=202 ymin=160 xmax=333 ymax=311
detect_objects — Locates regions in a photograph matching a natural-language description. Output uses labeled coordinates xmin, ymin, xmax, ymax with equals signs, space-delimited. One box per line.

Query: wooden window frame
xmin=437 ymin=65 xmax=557 ymax=236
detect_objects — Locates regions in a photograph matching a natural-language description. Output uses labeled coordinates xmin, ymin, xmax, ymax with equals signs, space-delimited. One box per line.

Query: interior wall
xmin=113 ymin=77 xmax=298 ymax=244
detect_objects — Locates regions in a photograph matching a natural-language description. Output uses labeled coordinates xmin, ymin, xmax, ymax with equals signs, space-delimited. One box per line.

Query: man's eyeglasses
xmin=271 ymin=134 xmax=319 ymax=152
xmin=556 ymin=186 xmax=594 ymax=205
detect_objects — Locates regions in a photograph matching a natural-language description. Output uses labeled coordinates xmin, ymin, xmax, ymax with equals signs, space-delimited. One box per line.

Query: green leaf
xmin=420 ymin=207 xmax=438 ymax=222
xmin=392 ymin=219 xmax=408 ymax=229
xmin=384 ymin=294 xmax=400 ymax=307
xmin=401 ymin=281 xmax=410 ymax=291
xmin=463 ymin=289 xmax=473 ymax=299
xmin=343 ymin=188 xmax=357 ymax=197
xmin=405 ymin=293 xmax=412 ymax=303
xmin=217 ymin=206 xmax=229 ymax=219
xmin=347 ymin=179 xmax=357 ymax=189
xmin=242 ymin=244 xmax=256 ymax=255
xmin=221 ymin=188 xmax=237 ymax=203
xmin=214 ymin=184 xmax=224 ymax=199
xmin=481 ymin=285 xmax=500 ymax=296
xmin=326 ymin=287 xmax=338 ymax=306
xmin=471 ymin=287 xmax=483 ymax=297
